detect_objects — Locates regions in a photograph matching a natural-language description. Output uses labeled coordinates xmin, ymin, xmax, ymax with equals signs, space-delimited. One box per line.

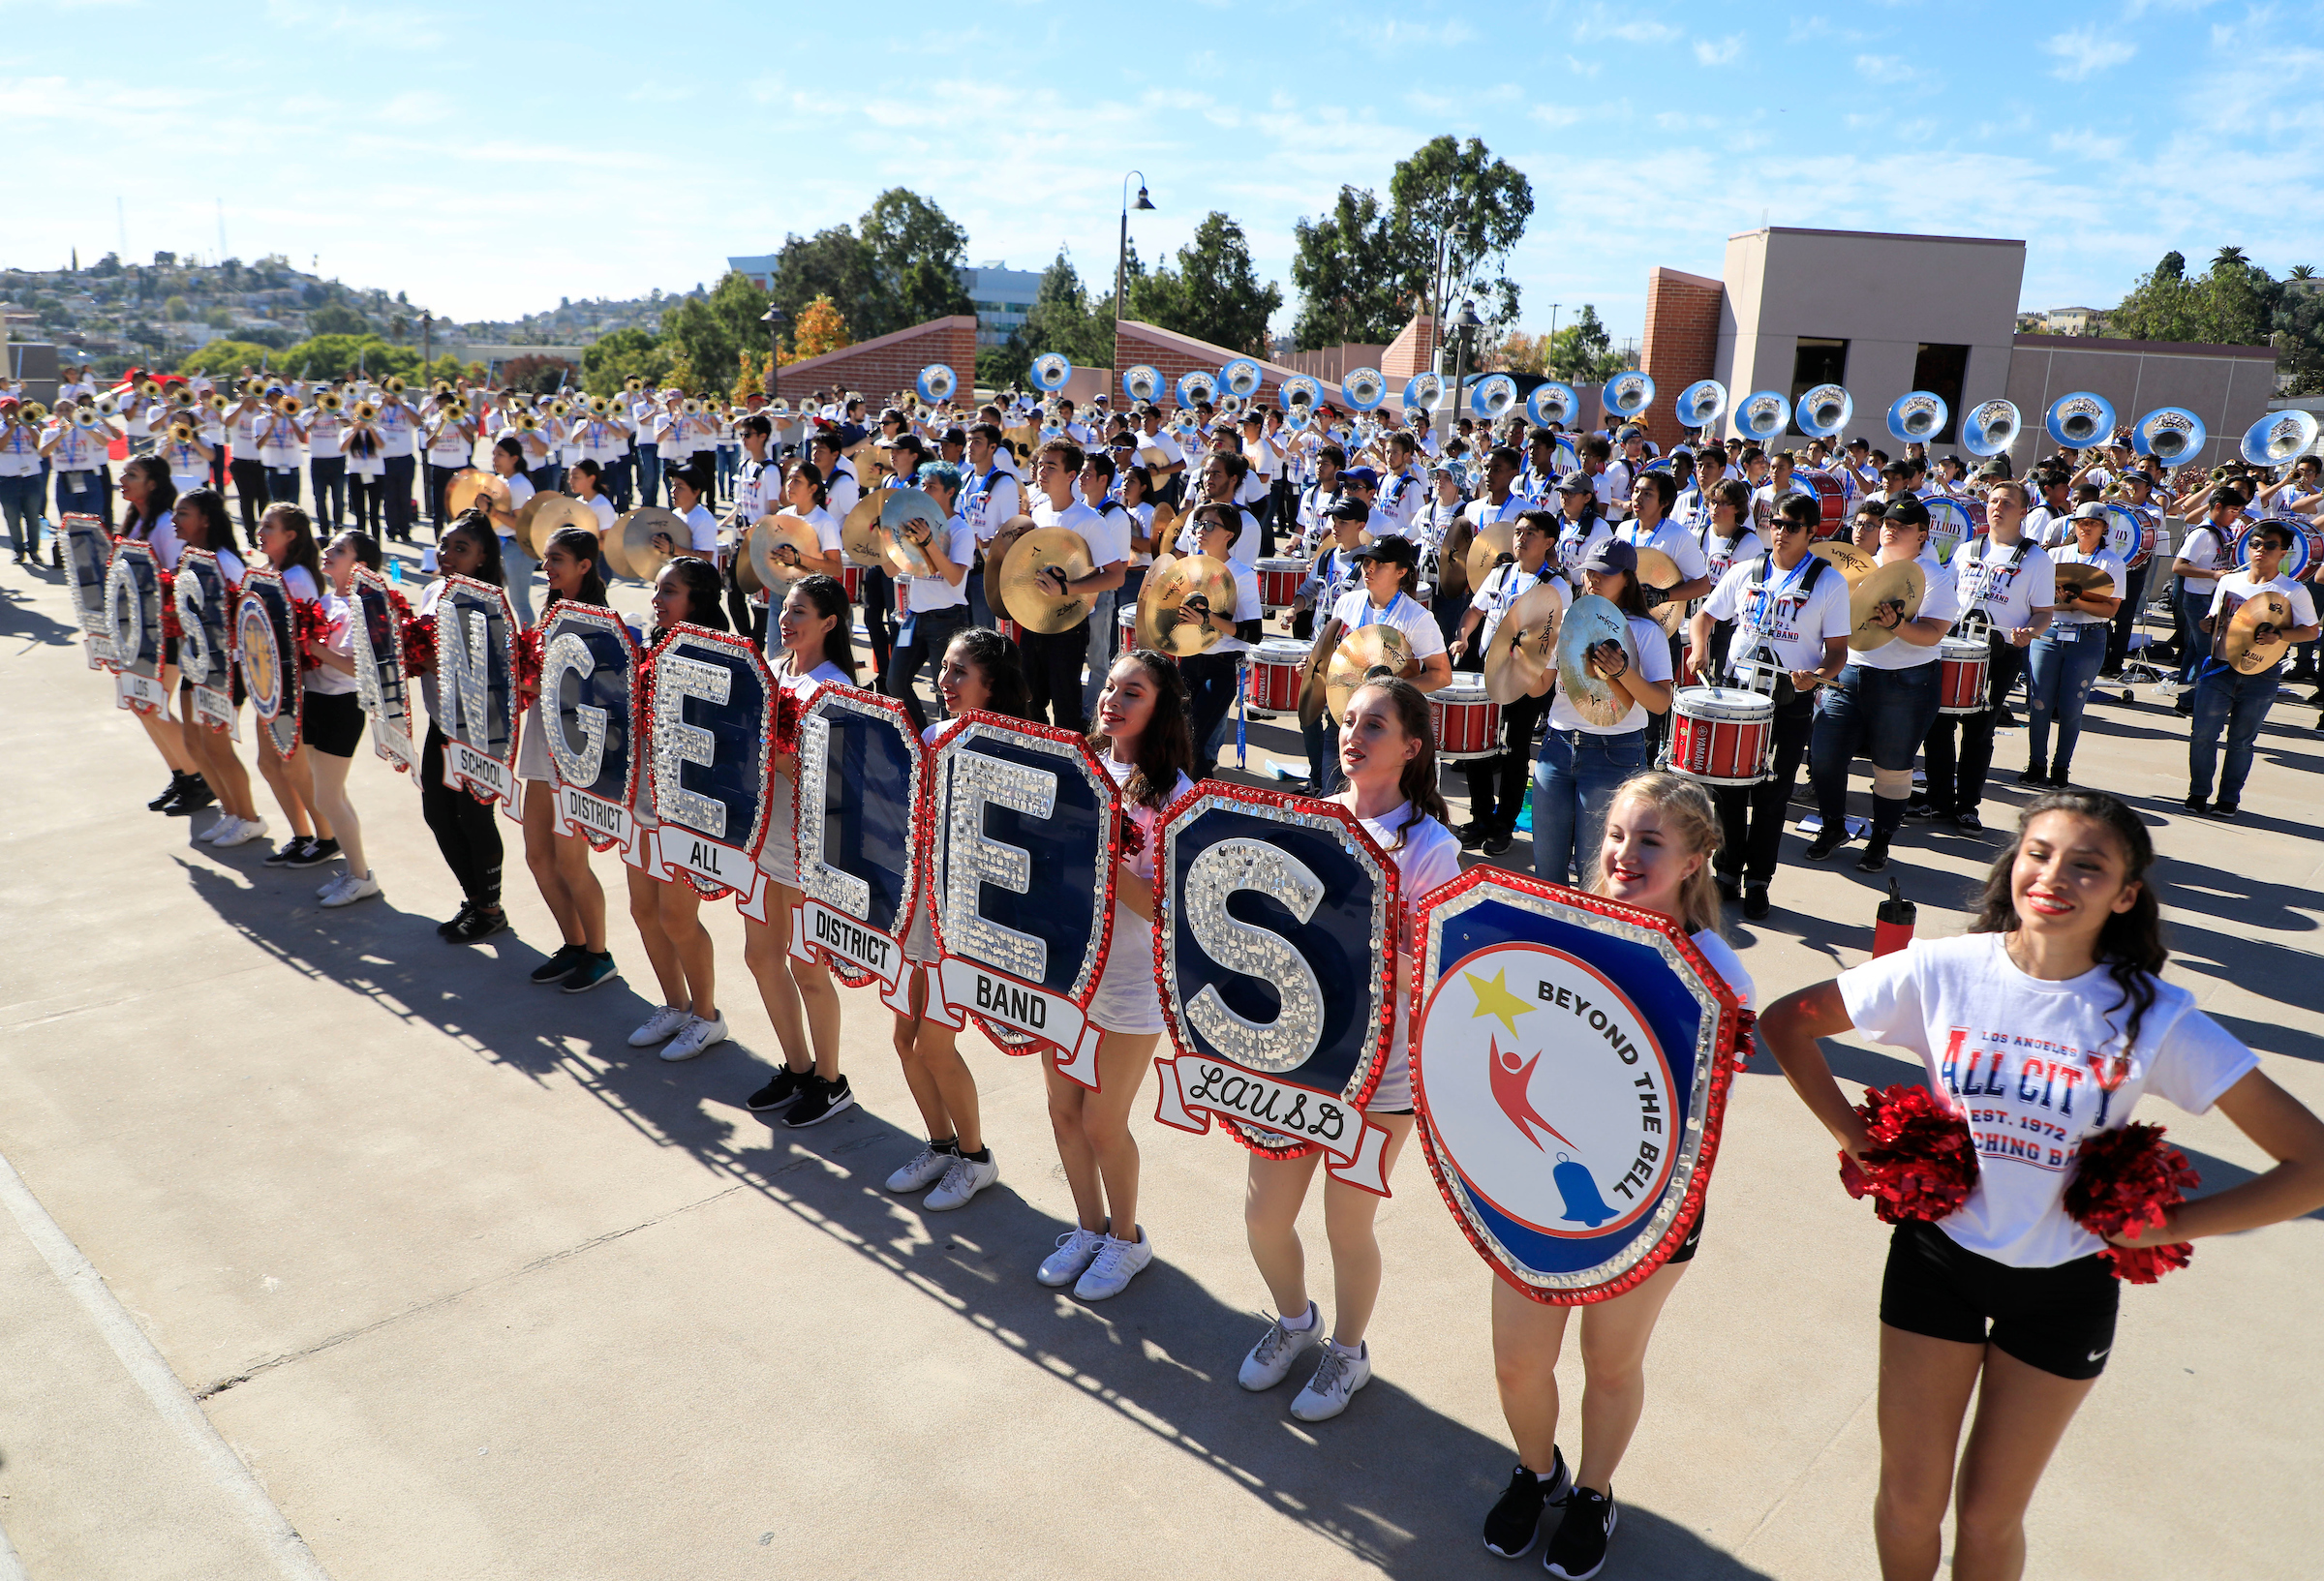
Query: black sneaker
xmin=2183 ymin=794 xmax=2209 ymax=816
xmin=2015 ymin=767 xmax=2050 ymax=787
xmin=528 ymin=945 xmax=584 ymax=985
xmin=166 ymin=776 xmax=215 ymax=816
xmin=2211 ymin=800 xmax=2240 ymax=821
xmin=1803 ymin=827 xmax=1849 ymax=861
xmin=782 ymin=1073 xmax=857 ymax=1128
xmin=436 ymin=903 xmax=473 ymax=940
xmin=1457 ymin=819 xmax=1492 ymax=848
xmin=1742 ymin=884 xmax=1772 ymax=921
xmin=1544 ymin=1486 xmax=1616 ymax=1579
xmin=287 ymin=836 xmax=341 ymax=868
xmin=262 ymin=836 xmax=312 ymax=867
xmin=2047 ymin=767 xmax=2072 ymax=789
xmin=1953 ymin=809 xmax=1984 ymax=835
xmin=1482 ymin=1449 xmax=1572 ymax=1559
xmin=445 ymin=905 xmax=508 ymax=945
xmin=1482 ymin=829 xmax=1514 ymax=856
xmin=1903 ymin=797 xmax=1939 ymax=820
xmin=2173 ymin=695 xmax=2194 ymax=716
xmin=1714 ymin=871 xmax=1741 ymax=902
xmin=746 ymin=1066 xmax=812 ymax=1113
xmin=149 ymin=773 xmax=190 ymax=811
xmin=560 ymin=952 xmax=618 ymax=993
xmin=1856 ymin=838 xmax=1892 ymax=873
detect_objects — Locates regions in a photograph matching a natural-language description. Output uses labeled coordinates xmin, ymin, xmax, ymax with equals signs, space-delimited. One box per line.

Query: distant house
xmin=2038 ymin=307 xmax=2104 ymax=336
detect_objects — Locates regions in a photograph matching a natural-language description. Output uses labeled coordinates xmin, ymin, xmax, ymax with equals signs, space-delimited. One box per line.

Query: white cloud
xmin=1853 ymin=53 xmax=1934 ymax=85
xmin=1694 ymin=35 xmax=1743 ymax=66
xmin=1573 ymin=5 xmax=1679 ymax=44
xmin=2041 ymin=26 xmax=2137 ymax=80
xmin=2049 ymin=127 xmax=2128 ymax=162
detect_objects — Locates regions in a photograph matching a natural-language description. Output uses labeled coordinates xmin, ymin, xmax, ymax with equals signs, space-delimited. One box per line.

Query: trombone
xmin=169 ymin=420 xmax=197 ymax=444
xmin=319 ymin=391 xmax=344 ymax=413
xmin=351 ymin=400 xmax=380 ymax=425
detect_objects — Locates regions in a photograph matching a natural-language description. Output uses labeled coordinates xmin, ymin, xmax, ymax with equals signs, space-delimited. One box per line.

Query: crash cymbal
xmin=1137 ymin=443 xmax=1172 ymax=469
xmin=879 ymin=489 xmax=949 ymax=578
xmin=1483 ymin=581 xmax=1566 ymax=705
xmin=1463 ymin=523 xmax=1516 ymax=594
xmin=841 ymin=488 xmax=893 ymax=566
xmin=2053 ymin=562 xmax=2117 ymax=606
xmin=1297 ymin=619 xmax=1337 ymax=731
xmin=1002 ymin=423 xmax=1038 ymax=457
xmin=1135 ymin=554 xmax=1236 ymax=656
xmin=1810 ymin=540 xmax=1877 ymax=582
xmin=1439 ymin=518 xmax=1477 ymax=597
xmin=1324 ymin=625 xmax=1419 ymax=727
xmin=1555 ymin=593 xmax=1636 ymax=728
xmin=2220 ymin=588 xmax=2295 ymax=675
xmin=1848 ymin=558 xmax=1927 ymax=653
xmin=515 ymin=491 xmax=597 ymax=560
xmin=444 ymin=469 xmax=511 ymax=521
xmin=1147 ymin=501 xmax=1178 ymax=552
xmin=999 ymin=526 xmax=1098 ymax=634
xmin=604 ymin=507 xmax=686 ymax=582
xmin=1635 ymin=545 xmax=1687 ymax=634
xmin=748 ymin=512 xmax=826 ymax=593
xmin=982 ymin=518 xmax=1037 ymax=626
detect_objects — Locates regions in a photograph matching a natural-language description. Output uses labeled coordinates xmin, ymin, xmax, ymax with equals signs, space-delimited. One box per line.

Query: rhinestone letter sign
xmin=62 ymin=514 xmax=116 ymax=669
xmin=541 ymin=604 xmax=643 ymax=857
xmin=1151 ymin=785 xmax=1399 ymax=1195
xmin=434 ymin=574 xmax=522 ymax=809
xmin=926 ymin=714 xmax=1120 ymax=1086
xmin=348 ymin=568 xmax=418 ymax=775
xmin=639 ymin=623 xmax=774 ymax=914
xmin=104 ymin=537 xmax=168 ymax=714
xmin=1413 ymin=868 xmax=1749 ymax=1304
xmin=793 ymin=687 xmax=925 ymax=1013
xmin=236 ymin=568 xmax=303 ymax=760
xmin=173 ymin=550 xmax=240 ymax=738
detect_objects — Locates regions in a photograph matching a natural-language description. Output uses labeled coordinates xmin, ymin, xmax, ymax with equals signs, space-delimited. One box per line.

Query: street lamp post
xmin=1546 ymin=303 xmax=1561 ymax=380
xmin=760 ymin=305 xmax=788 ymax=405
xmin=1448 ymin=298 xmax=1483 ymax=429
xmin=1116 ymin=171 xmax=1154 ymax=341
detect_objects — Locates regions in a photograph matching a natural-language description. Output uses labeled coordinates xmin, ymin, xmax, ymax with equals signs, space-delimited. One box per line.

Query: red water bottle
xmin=1874 ymin=877 xmax=1916 ymax=958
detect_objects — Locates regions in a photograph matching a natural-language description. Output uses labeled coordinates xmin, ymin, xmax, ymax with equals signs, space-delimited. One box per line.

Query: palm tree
xmin=2214 ymin=245 xmax=2249 ymax=270
xmin=2290 ymin=264 xmax=2317 ymax=281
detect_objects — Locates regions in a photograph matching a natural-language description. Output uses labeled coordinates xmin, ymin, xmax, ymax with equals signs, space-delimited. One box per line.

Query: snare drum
xmin=838 ymin=562 xmax=864 ymax=602
xmin=1937 ymin=637 xmax=1991 ymax=715
xmin=1802 ymin=471 xmax=1849 ymax=537
xmin=1244 ymin=638 xmax=1308 ymax=715
xmin=996 ymin=614 xmax=1023 ymax=644
xmin=1428 ymin=676 xmax=1502 ymax=760
xmin=1255 ymin=556 xmax=1306 ymax=613
xmin=1113 ymin=601 xmax=1136 ymax=651
xmin=1668 ymin=685 xmax=1773 ymax=786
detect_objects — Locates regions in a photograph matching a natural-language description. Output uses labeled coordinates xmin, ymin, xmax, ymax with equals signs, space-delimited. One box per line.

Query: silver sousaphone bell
xmin=1885 ymin=390 xmax=1948 ymax=443
xmin=1403 ymin=371 xmax=1444 ymax=412
xmin=2240 ymin=410 xmax=2319 ymax=468
xmin=1219 ymin=357 xmax=1263 ymax=401
xmin=1177 ymin=368 xmax=1217 ymax=407
xmin=1030 ymin=352 xmax=1073 ymax=393
xmin=1526 ymin=381 xmax=1576 ymax=428
xmin=1123 ymin=364 xmax=1161 ymax=403
xmin=915 ymin=363 xmax=957 ymax=404
xmin=1674 ymin=379 xmax=1728 ymax=430
xmin=1735 ymin=389 xmax=1789 ymax=441
xmin=2133 ymin=407 xmax=2207 ymax=465
xmin=1471 ymin=373 xmax=1518 ymax=421
xmin=1795 ymin=382 xmax=1852 ymax=440
xmin=1603 ymin=370 xmax=1655 ymax=419
xmin=2044 ymin=391 xmax=2116 ymax=448
xmin=1341 ymin=366 xmax=1386 ymax=411
xmin=1963 ymin=398 xmax=2021 ymax=458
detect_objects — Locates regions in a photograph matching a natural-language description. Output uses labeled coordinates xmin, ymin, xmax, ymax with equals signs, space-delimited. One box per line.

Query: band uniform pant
xmin=1021 ymin=622 xmax=1091 ymax=734
xmin=1921 ymin=635 xmax=2029 ymax=817
xmin=1462 ymin=686 xmax=1550 ymax=835
xmin=1712 ymin=691 xmax=1814 ymax=885
xmin=382 ymin=454 xmax=416 ymax=542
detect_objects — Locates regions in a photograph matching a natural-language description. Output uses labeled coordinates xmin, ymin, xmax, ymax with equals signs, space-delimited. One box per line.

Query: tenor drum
xmin=997 ymin=614 xmax=1024 ymax=644
xmin=1668 ymin=685 xmax=1773 ymax=786
xmin=1802 ymin=471 xmax=1849 ymax=537
xmin=1244 ymin=638 xmax=1308 ymax=715
xmin=1429 ymin=676 xmax=1502 ymax=761
xmin=1255 ymin=556 xmax=1306 ymax=612
xmin=1117 ymin=601 xmax=1176 ymax=665
xmin=1937 ymin=637 xmax=1991 ymax=715
xmin=838 ymin=562 xmax=864 ymax=602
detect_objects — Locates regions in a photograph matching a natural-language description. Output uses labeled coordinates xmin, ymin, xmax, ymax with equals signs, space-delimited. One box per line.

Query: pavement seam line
xmin=0 ymin=1149 xmax=334 ymax=1581
xmin=1732 ymin=1383 xmax=1879 ymax=1558
xmin=197 ymin=1182 xmax=750 ymax=1400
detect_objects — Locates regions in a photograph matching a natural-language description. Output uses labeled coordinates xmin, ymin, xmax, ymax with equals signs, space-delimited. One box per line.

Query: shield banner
xmin=61 ymin=514 xmax=114 ymax=669
xmin=1413 ymin=867 xmax=1750 ymax=1304
xmin=104 ymin=537 xmax=168 ymax=714
xmin=540 ymin=604 xmax=642 ymax=857
xmin=640 ymin=623 xmax=774 ymax=914
xmin=792 ymin=686 xmax=924 ymax=1013
xmin=173 ymin=550 xmax=240 ymax=738
xmin=349 ymin=568 xmax=419 ymax=775
xmin=236 ymin=569 xmax=302 ymax=761
xmin=1150 ymin=784 xmax=1399 ymax=1194
xmin=434 ymin=574 xmax=522 ymax=810
xmin=925 ymin=713 xmax=1120 ymax=1086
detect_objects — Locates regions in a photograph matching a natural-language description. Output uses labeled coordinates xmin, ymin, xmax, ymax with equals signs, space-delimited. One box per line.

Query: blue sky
xmin=5 ymin=1 xmax=2314 ymax=343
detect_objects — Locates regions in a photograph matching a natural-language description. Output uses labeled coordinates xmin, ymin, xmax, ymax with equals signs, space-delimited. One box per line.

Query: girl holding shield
xmin=302 ymin=529 xmax=384 ymax=907
xmin=515 ymin=528 xmax=620 ymax=994
xmin=1238 ymin=676 xmax=1460 ymax=1422
xmin=250 ymin=504 xmax=337 ymax=872
xmin=170 ymin=489 xmax=265 ymax=848
xmin=1484 ymin=772 xmax=1753 ymax=1576
xmin=419 ymin=518 xmax=511 ymax=944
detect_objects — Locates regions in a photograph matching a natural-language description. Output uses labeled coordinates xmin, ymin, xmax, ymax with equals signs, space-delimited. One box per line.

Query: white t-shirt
xmin=1472 ymin=561 xmax=1558 ymax=648
xmin=581 ymin=493 xmax=617 ymax=532
xmin=902 ymin=512 xmax=977 ymax=614
xmin=1691 ymin=929 xmax=1756 ymax=1013
xmin=822 ymin=462 xmax=861 ymax=525
xmin=2175 ymin=525 xmax=2226 ymax=592
xmin=502 ymin=473 xmax=536 ymax=537
xmin=1954 ymin=535 xmax=2057 ymax=632
xmin=1700 ymin=526 xmax=1763 ymax=590
xmin=1853 ymin=555 xmax=1959 ymax=672
xmin=679 ymin=503 xmax=718 ymax=555
xmin=1838 ymin=932 xmax=2255 ymax=1267
xmin=1703 ymin=553 xmax=1853 ymax=676
xmin=1547 ymin=610 xmax=1672 ymax=734
xmin=1375 ymin=466 xmax=1427 ymax=537
xmin=1083 ymin=500 xmax=1134 ymax=570
xmin=1327 ymin=588 xmax=1448 ymax=667
xmin=1555 ymin=515 xmax=1612 ymax=596
xmin=1352 ymin=804 xmax=1465 ymax=1111
xmin=425 ymin=417 xmax=473 ymax=467
xmin=307 ymin=590 xmax=360 ymax=697
xmin=2206 ymin=569 xmax=2319 ymax=639
xmin=2047 ymin=541 xmax=2126 ymax=628
xmin=1091 ymin=761 xmax=1195 ymax=1020
xmin=1209 ymin=559 xmax=1263 ymax=656
xmin=1612 ymin=515 xmax=1710 ymax=582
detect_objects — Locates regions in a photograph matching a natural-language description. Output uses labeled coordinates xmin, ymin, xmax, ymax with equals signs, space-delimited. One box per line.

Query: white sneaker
xmin=1238 ymin=1302 xmax=1323 ymax=1390
xmin=923 ymin=1151 xmax=998 ymax=1211
xmin=214 ymin=815 xmax=266 ymax=848
xmin=1037 ymin=1227 xmax=1107 ymax=1288
xmin=317 ymin=872 xmax=347 ymax=899
xmin=627 ymin=1006 xmax=690 ymax=1048
xmin=319 ymin=872 xmax=381 ymax=908
xmin=885 ymin=1143 xmax=955 ymax=1193
xmin=200 ymin=815 xmax=240 ymax=845
xmin=1289 ymin=1340 xmax=1371 ymax=1422
xmin=658 ymin=1012 xmax=728 ymax=1062
xmin=1073 ymin=1229 xmax=1154 ymax=1301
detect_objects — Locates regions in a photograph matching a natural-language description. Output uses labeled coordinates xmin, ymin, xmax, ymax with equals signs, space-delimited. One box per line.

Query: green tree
xmin=976 ymin=334 xmax=1029 ymax=394
xmin=1544 ymin=305 xmax=1624 ymax=382
xmin=309 ymin=302 xmax=372 ymax=337
xmin=501 ymin=354 xmax=577 ymax=394
xmin=659 ymin=271 xmax=772 ymax=394
xmin=859 ymin=188 xmax=975 ymax=335
xmin=178 ymin=339 xmax=295 ymax=376
xmin=580 ymin=327 xmax=671 ymax=396
xmin=202 ymin=305 xmax=233 ymax=329
xmin=1020 ymin=252 xmax=1113 ymax=374
xmin=163 ymin=294 xmax=191 ymax=321
xmin=2110 ymin=248 xmax=2277 ymax=346
xmin=1290 ymin=186 xmax=1416 ymax=349
xmin=1128 ymin=212 xmax=1282 ymax=356
xmin=767 ymin=225 xmax=877 ymax=344
xmin=1388 ymin=135 xmax=1534 ymax=329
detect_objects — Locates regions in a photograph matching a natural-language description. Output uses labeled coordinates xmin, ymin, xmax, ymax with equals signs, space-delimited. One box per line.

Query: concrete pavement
xmin=2 ymin=547 xmax=2320 ymax=1579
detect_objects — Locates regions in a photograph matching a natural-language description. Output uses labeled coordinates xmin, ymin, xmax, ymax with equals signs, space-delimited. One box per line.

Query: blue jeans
xmin=267 ymin=465 xmax=301 ymax=503
xmin=1532 ymin=726 xmax=1648 ymax=885
xmin=1083 ymin=588 xmax=1118 ymax=720
xmin=1301 ymin=716 xmax=1342 ymax=796
xmin=2178 ymin=587 xmax=2213 ymax=685
xmin=2025 ymin=625 xmax=2108 ymax=773
xmin=0 ymin=472 xmax=38 ymax=557
xmin=716 ymin=442 xmax=739 ymax=497
xmin=2188 ymin=664 xmax=2279 ymax=803
xmin=637 ymin=443 xmax=661 ymax=508
xmin=1811 ymin=661 xmax=1941 ymax=832
xmin=55 ymin=469 xmax=105 ymax=528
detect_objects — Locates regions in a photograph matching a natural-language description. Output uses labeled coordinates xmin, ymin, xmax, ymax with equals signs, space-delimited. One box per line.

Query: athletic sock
xmin=1280 ymin=1302 xmax=1318 ymax=1331
xmin=960 ymin=1145 xmax=990 ymax=1163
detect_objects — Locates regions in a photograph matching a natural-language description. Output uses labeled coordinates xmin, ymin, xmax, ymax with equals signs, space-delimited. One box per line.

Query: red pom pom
xmin=1837 ymin=1083 xmax=1978 ymax=1226
xmin=158 ymin=570 xmax=182 ymax=643
xmin=515 ymin=625 xmax=545 ymax=694
xmin=399 ymin=613 xmax=437 ymax=677
xmin=2064 ymin=1122 xmax=2199 ymax=1284
xmin=290 ymin=596 xmax=330 ymax=671
xmin=1116 ymin=807 xmax=1146 ymax=859
xmin=772 ymin=687 xmax=805 ymax=756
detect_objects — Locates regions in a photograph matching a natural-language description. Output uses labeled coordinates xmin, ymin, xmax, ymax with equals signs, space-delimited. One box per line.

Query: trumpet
xmin=243 ymin=376 xmax=267 ymax=397
xmin=278 ymin=394 xmax=303 ymax=416
xmin=169 ymin=386 xmax=197 ymax=408
xmin=587 ymin=394 xmax=611 ymax=416
xmin=352 ymin=401 xmax=379 ymax=424
xmin=76 ymin=407 xmax=103 ymax=430
xmin=319 ymin=391 xmax=344 ymax=413
xmin=443 ymin=395 xmax=469 ymax=418
xmin=383 ymin=375 xmax=408 ymax=395
xmin=624 ymin=376 xmax=644 ymax=394
xmin=432 ymin=380 xmax=453 ymax=396
xmin=96 ymin=394 xmax=119 ymax=417
xmin=682 ymin=396 xmax=701 ymax=415
xmin=548 ymin=398 xmax=570 ymax=417
xmin=207 ymin=391 xmax=230 ymax=412
xmin=169 ymin=421 xmax=195 ymax=444
xmin=21 ymin=402 xmax=47 ymax=425
xmin=517 ymin=412 xmax=539 ymax=431
xmin=138 ymin=379 xmax=162 ymax=399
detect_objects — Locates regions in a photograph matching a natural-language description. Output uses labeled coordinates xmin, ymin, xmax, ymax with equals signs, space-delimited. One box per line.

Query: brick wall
xmin=1110 ymin=320 xmax=1348 ymax=412
xmin=1383 ymin=314 xmax=1437 ymax=381
xmin=772 ymin=316 xmax=979 ymax=408
xmin=1637 ymin=267 xmax=1724 ymax=449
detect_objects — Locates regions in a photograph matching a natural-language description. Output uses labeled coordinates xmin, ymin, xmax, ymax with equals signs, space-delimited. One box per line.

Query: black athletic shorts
xmin=301 ymin=688 xmax=368 ymax=759
xmin=1667 ymin=1205 xmax=1704 ymax=1264
xmin=1880 ymin=1219 xmax=2119 ymax=1381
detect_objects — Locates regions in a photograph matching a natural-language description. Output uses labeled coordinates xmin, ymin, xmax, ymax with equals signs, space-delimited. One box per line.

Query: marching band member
xmin=256 ymin=393 xmax=306 ymax=507
xmin=418 ymin=517 xmax=510 ymax=943
xmin=1485 ymin=771 xmax=1754 ymax=1574
xmin=1697 ymin=478 xmax=1760 ymax=596
xmin=170 ymin=489 xmax=264 ymax=848
xmin=1451 ymin=510 xmax=1558 ymax=855
xmin=623 ymin=557 xmax=730 ymax=1064
xmin=772 ymin=460 xmax=843 ymax=577
xmin=422 ymin=396 xmax=476 ymax=536
xmin=156 ymin=413 xmax=215 ymax=500
xmin=2021 ymin=503 xmax=2125 ymax=790
xmin=1686 ymin=494 xmax=1850 ymax=918
xmin=1550 ymin=472 xmax=1611 ymax=596
xmin=113 ymin=457 xmax=213 ymax=815
xmin=1309 ymin=534 xmax=1452 ymax=798
xmin=44 ymin=405 xmax=113 ymax=542
xmin=341 ymin=408 xmax=387 ymax=535
xmin=479 ymin=436 xmax=540 ymax=625
xmin=2186 ymin=519 xmax=2320 ymax=819
xmin=513 ymin=528 xmax=619 ymax=993
xmin=1019 ymin=440 xmax=1106 ymax=732
xmin=1673 ymin=447 xmax=1729 ymax=536
xmin=1915 ymin=481 xmax=2054 ymax=833
xmin=1 ymin=401 xmax=53 ymax=562
xmin=307 ymin=389 xmax=346 ymax=529
xmin=1238 ymin=675 xmax=1458 ymax=1424
xmin=300 ymin=530 xmax=383 ymax=907
xmin=1613 ymin=472 xmax=1712 ymax=610
xmin=566 ymin=459 xmax=615 ymax=532
xmin=879 ymin=625 xmax=1030 ymax=1206
xmin=1760 ymin=790 xmax=2324 ymax=1581
xmin=1175 ymin=504 xmax=1264 ymax=777
xmin=1036 ymin=651 xmax=1195 ymax=1302
xmin=2167 ymin=487 xmax=2238 ymax=710
xmin=883 ymin=461 xmax=976 ymax=733
xmin=1293 ymin=441 xmax=1346 ymax=549
xmin=1374 ymin=433 xmax=1426 ymax=538
xmin=375 ymin=383 xmax=421 ymax=544
xmin=1805 ymin=499 xmax=1957 ymax=874
xmin=1531 ymin=539 xmax=1673 ymax=886
xmin=1075 ymin=451 xmax=1140 ymax=720
xmin=1137 ymin=406 xmax=1187 ymax=505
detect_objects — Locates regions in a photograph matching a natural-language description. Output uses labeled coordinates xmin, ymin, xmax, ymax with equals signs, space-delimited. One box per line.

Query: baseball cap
xmin=1576 ymin=539 xmax=1638 ymax=576
xmin=2071 ymin=501 xmax=2107 ymax=520
xmin=1324 ymin=497 xmax=1372 ymax=524
xmin=1555 ymin=471 xmax=1594 ymax=494
xmin=1340 ymin=465 xmax=1381 ymax=490
xmin=1351 ymin=535 xmax=1420 ymax=568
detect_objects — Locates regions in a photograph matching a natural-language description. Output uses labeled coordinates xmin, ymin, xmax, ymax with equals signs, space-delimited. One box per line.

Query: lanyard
xmin=1360 ymin=593 xmax=1405 ymax=629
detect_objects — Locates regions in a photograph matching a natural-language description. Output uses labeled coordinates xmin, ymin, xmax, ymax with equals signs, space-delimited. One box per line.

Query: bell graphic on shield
xmin=1552 ymin=1152 xmax=1617 ymax=1227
